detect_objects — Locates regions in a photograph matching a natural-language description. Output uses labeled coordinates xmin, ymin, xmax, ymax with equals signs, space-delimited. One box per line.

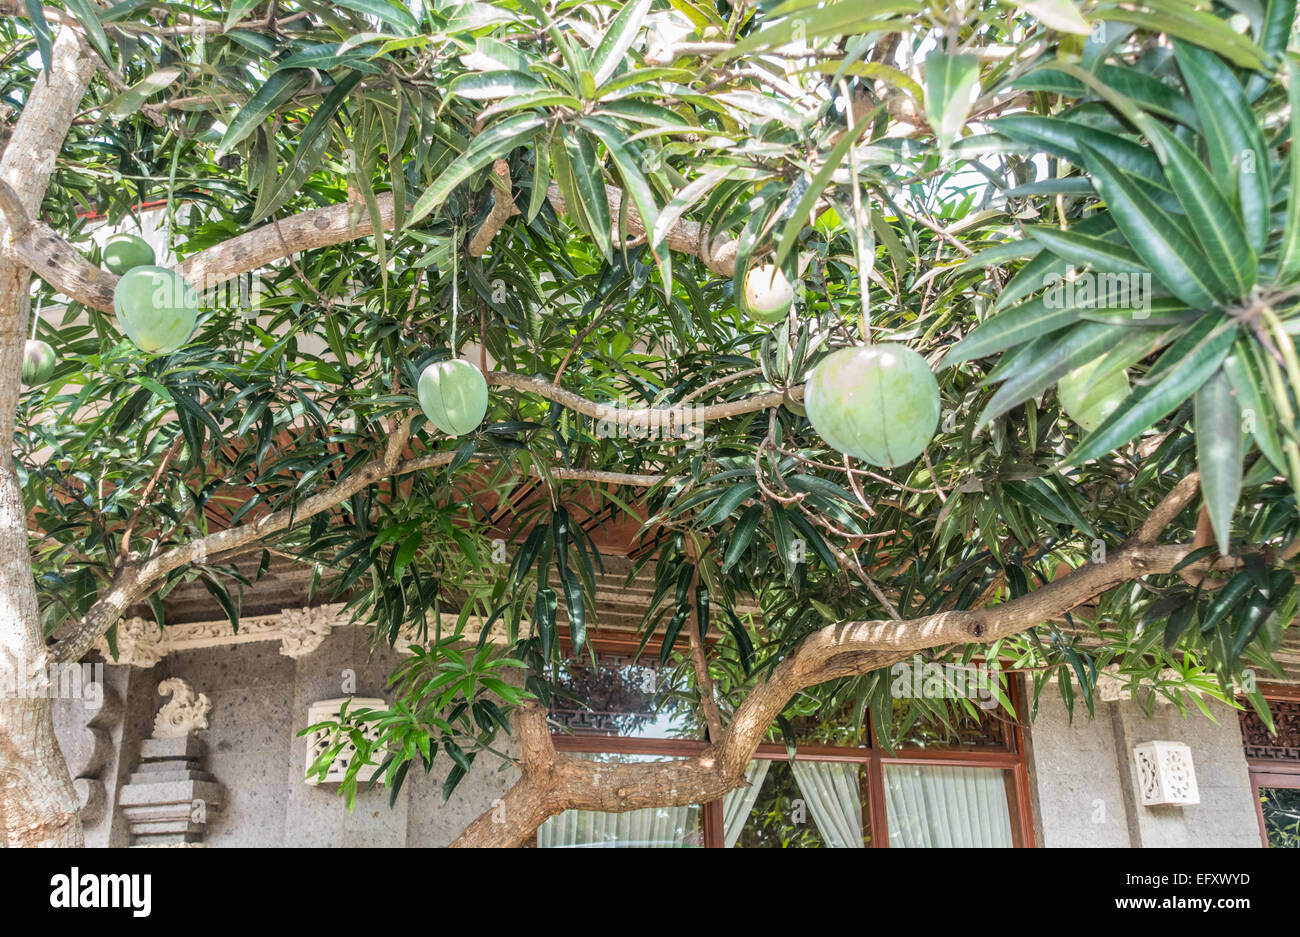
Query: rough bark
xmin=450 ymin=534 xmax=1193 ymax=846
xmin=0 ymin=25 xmax=94 ymax=848
xmin=0 ymin=183 xmax=396 ymax=314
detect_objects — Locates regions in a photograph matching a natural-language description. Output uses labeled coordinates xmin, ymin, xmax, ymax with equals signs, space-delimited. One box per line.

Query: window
xmin=540 ymin=652 xmax=1036 ymax=848
xmin=1240 ymin=690 xmax=1300 ymax=848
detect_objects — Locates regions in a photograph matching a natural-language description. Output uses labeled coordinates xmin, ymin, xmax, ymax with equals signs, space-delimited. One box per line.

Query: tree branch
xmin=49 ymin=450 xmax=667 ymax=664
xmin=546 ymin=183 xmax=739 ymax=277
xmin=487 ymin=370 xmax=796 ymax=424
xmin=467 ymin=160 xmax=519 ymax=257
xmin=0 ymin=186 xmax=396 ymax=313
xmin=450 ymin=502 xmax=1199 ymax=846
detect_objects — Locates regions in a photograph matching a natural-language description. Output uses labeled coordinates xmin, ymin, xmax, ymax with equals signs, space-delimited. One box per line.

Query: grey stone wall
xmin=1025 ymin=691 xmax=1261 ymax=848
xmin=56 ymin=627 xmax=518 ymax=847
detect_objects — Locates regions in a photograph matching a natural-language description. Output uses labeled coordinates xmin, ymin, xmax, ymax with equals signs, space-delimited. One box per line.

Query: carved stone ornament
xmin=152 ymin=678 xmax=212 ymax=739
xmin=1133 ymin=740 xmax=1200 ymax=806
xmin=304 ymin=698 xmax=387 ymax=785
xmin=93 ymin=604 xmax=503 ymax=667
xmin=278 ymin=605 xmax=338 ymax=659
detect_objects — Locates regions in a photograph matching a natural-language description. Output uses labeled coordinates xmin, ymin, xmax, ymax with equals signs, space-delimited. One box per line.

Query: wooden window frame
xmin=549 ymin=677 xmax=1037 ymax=848
xmin=1242 ymin=684 xmax=1300 ymax=848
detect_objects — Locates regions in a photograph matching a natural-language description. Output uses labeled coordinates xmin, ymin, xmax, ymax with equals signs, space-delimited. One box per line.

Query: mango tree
xmin=1 ymin=0 xmax=1298 ymax=848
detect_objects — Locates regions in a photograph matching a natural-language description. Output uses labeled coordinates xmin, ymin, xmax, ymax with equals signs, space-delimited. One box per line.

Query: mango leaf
xmin=1222 ymin=339 xmax=1287 ymax=475
xmin=23 ymin=0 xmax=52 ymax=76
xmin=449 ymin=71 xmax=550 ymax=100
xmin=1279 ymin=58 xmax=1300 ymax=284
xmin=106 ymin=68 xmax=182 ymax=120
xmin=990 ymin=115 xmax=1166 ymax=185
xmin=978 ymin=321 xmax=1128 ymax=424
xmin=1244 ymin=0 xmax=1297 ymax=99
xmin=721 ymin=0 xmax=918 ymax=60
xmin=564 ymin=131 xmax=613 ymax=262
xmin=334 ymin=0 xmax=418 ymax=36
xmin=224 ymin=0 xmax=261 ymax=29
xmin=1080 ymin=142 xmax=1229 ymax=310
xmin=1194 ymin=367 xmax=1242 ymax=555
xmin=1103 ymin=6 xmax=1267 ymax=69
xmin=593 ymin=0 xmax=651 ymax=85
xmin=1066 ymin=314 xmax=1237 ymax=465
xmin=1013 ymin=0 xmax=1091 ymax=34
xmin=64 ymin=0 xmax=115 ymax=68
xmin=407 ymin=114 xmax=546 ymax=225
xmin=1026 ymin=227 xmax=1149 ymax=274
xmin=1143 ymin=120 xmax=1256 ymax=297
xmin=580 ymin=116 xmax=672 ymax=291
xmin=1172 ymin=41 xmax=1271 ymax=254
xmin=924 ymin=51 xmax=980 ymax=150
xmin=216 ymin=72 xmax=310 ymax=157
xmin=943 ymin=292 xmax=1083 ymax=366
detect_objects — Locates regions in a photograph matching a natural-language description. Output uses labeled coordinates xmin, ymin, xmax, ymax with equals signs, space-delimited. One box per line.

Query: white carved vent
xmin=1133 ymin=740 xmax=1200 ymax=806
xmin=305 ymin=698 xmax=386 ymax=786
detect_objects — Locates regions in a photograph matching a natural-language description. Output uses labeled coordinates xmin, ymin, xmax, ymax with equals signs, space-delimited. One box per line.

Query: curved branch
xmin=467 ymin=160 xmax=519 ymax=257
xmin=451 ymin=535 xmax=1196 ymax=846
xmin=487 ymin=370 xmax=796 ymax=424
xmin=0 ymin=186 xmax=396 ymax=313
xmin=49 ymin=448 xmax=667 ymax=665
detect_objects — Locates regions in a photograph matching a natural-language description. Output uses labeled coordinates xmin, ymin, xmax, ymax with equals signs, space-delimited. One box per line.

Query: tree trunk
xmin=0 ymin=26 xmax=93 ymax=848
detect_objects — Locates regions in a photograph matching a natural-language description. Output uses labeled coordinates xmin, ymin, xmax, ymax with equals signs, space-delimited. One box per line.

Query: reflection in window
xmin=734 ymin=760 xmax=870 ymax=848
xmin=550 ymin=655 xmax=700 ymax=739
xmin=883 ymin=764 xmax=1013 ymax=848
xmin=1259 ymin=787 xmax=1300 ymax=848
xmin=538 ymin=753 xmax=702 ymax=848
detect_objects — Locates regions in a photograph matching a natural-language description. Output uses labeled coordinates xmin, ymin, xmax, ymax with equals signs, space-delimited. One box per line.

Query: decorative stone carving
xmin=304 ymin=697 xmax=387 ymax=785
xmin=119 ymin=735 xmax=223 ymax=846
xmin=1133 ymin=740 xmax=1200 ymax=806
xmin=97 ymin=617 xmax=166 ymax=668
xmin=93 ymin=603 xmax=505 ymax=667
xmin=153 ymin=678 xmax=212 ymax=739
xmin=278 ymin=606 xmax=339 ymax=659
xmin=52 ymin=677 xmax=121 ymax=827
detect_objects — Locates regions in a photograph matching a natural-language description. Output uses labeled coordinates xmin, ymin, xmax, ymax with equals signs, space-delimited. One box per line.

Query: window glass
xmin=1259 ymin=787 xmax=1300 ymax=848
xmin=733 ymin=760 xmax=870 ymax=848
xmin=550 ymin=654 xmax=701 ymax=740
xmin=883 ymin=764 xmax=1013 ymax=847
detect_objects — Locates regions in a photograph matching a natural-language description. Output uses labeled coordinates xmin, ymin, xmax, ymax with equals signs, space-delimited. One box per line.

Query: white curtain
xmin=537 ymin=803 xmax=699 ymax=847
xmin=790 ymin=761 xmax=865 ymax=848
xmin=882 ymin=764 xmax=1013 ymax=848
xmin=538 ymin=754 xmax=700 ymax=847
xmin=722 ymin=760 xmax=772 ymax=848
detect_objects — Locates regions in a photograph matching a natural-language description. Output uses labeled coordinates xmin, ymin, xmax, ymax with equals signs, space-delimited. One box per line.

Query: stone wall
xmin=54 ymin=627 xmax=518 ymax=847
xmin=1026 ymin=691 xmax=1261 ymax=848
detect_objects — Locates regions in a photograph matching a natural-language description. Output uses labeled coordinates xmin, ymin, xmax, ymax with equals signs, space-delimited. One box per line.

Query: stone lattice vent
xmin=1133 ymin=740 xmax=1200 ymax=806
xmin=305 ymin=698 xmax=387 ymax=786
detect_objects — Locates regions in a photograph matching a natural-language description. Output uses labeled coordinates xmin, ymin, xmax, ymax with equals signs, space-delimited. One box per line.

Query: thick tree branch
xmin=451 ymin=506 xmax=1199 ymax=846
xmin=0 ymin=186 xmax=396 ymax=313
xmin=467 ymin=160 xmax=519 ymax=257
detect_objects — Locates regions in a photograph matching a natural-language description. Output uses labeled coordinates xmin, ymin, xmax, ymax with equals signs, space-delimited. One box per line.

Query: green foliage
xmin=7 ymin=0 xmax=1300 ymax=800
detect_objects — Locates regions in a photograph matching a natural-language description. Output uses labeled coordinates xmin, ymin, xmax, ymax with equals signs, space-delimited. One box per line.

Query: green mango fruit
xmin=418 ymin=359 xmax=488 ymax=437
xmin=113 ymin=266 xmax=198 ymax=354
xmin=805 ymin=343 xmax=940 ymax=467
xmin=1058 ymin=359 xmax=1130 ymax=433
xmin=21 ymin=339 xmax=55 ymax=385
xmin=103 ymin=234 xmax=155 ymax=275
xmin=743 ymin=264 xmax=794 ymax=324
